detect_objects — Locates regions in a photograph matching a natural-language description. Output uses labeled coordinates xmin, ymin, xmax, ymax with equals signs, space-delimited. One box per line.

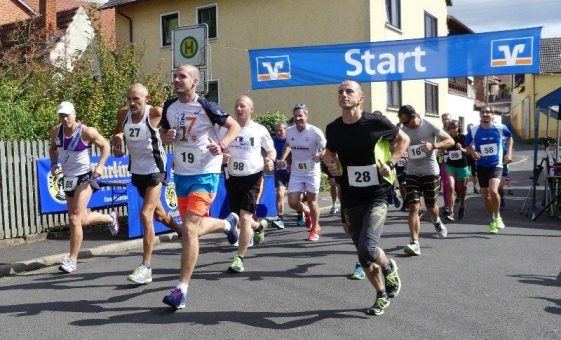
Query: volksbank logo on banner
xmin=257 ymin=56 xmax=291 ymax=81
xmin=249 ymin=27 xmax=541 ymax=89
xmin=491 ymin=37 xmax=534 ymax=67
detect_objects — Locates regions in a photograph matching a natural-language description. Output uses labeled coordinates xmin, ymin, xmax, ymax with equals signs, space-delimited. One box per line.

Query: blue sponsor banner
xmin=126 ymin=182 xmax=182 ymax=238
xmin=249 ymin=27 xmax=541 ymax=89
xmin=126 ymin=174 xmax=278 ymax=238
xmin=37 ymin=156 xmax=133 ymax=213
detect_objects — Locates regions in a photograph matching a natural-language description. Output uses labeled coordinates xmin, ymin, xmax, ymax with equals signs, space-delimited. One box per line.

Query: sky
xmin=448 ymin=0 xmax=561 ymax=38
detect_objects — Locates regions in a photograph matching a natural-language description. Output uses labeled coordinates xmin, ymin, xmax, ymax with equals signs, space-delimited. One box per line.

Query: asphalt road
xmin=0 ymin=148 xmax=559 ymax=339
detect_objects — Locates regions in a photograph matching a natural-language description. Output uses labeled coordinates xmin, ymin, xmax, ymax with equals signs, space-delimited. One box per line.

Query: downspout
xmin=117 ymin=8 xmax=133 ymax=43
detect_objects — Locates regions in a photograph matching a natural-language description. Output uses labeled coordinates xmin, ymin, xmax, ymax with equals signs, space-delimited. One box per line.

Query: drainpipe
xmin=117 ymin=8 xmax=133 ymax=43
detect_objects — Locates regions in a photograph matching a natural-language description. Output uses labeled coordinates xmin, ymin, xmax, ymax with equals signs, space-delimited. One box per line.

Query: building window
xmin=425 ymin=81 xmax=439 ymax=115
xmin=387 ymin=81 xmax=402 ymax=108
xmin=385 ymin=0 xmax=401 ymax=29
xmin=448 ymin=77 xmax=468 ymax=95
xmin=161 ymin=12 xmax=179 ymax=48
xmin=424 ymin=11 xmax=437 ymax=37
xmin=204 ymin=80 xmax=219 ymax=103
xmin=197 ymin=5 xmax=217 ymax=39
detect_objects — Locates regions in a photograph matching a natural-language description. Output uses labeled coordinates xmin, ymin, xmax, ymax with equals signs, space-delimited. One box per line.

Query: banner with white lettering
xmin=37 ymin=156 xmax=133 ymax=213
xmin=249 ymin=27 xmax=541 ymax=89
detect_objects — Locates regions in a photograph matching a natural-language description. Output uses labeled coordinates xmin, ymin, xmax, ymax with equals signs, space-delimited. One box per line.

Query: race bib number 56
xmin=480 ymin=143 xmax=498 ymax=157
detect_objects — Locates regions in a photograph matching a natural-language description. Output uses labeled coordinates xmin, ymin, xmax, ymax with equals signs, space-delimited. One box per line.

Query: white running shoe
xmin=128 ymin=265 xmax=152 ymax=284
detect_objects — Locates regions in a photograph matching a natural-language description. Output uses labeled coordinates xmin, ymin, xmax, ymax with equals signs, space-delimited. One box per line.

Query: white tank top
xmin=56 ymin=124 xmax=91 ymax=176
xmin=123 ymin=105 xmax=167 ymax=175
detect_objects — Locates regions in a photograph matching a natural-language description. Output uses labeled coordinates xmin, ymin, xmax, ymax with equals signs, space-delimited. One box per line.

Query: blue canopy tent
xmin=530 ymin=87 xmax=561 ymax=219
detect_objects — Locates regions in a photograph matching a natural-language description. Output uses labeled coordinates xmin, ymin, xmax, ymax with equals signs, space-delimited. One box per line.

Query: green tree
xmin=253 ymin=111 xmax=288 ymax=135
xmin=0 ymin=13 xmax=171 ymax=141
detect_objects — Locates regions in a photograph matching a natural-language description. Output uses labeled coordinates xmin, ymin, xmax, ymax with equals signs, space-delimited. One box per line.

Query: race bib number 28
xmin=347 ymin=165 xmax=379 ymax=187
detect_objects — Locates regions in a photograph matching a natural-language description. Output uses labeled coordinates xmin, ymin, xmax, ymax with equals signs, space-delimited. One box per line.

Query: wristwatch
xmin=386 ymin=160 xmax=395 ymax=170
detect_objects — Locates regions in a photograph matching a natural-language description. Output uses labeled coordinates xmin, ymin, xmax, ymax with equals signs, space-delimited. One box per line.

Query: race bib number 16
xmin=408 ymin=144 xmax=426 ymax=159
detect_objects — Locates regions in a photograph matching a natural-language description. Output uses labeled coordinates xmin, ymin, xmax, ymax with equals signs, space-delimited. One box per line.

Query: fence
xmin=0 ymin=140 xmax=126 ymax=240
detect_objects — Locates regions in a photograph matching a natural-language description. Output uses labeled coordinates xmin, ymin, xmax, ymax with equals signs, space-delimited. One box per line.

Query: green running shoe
xmin=489 ymin=219 xmax=499 ymax=234
xmin=228 ymin=255 xmax=244 ymax=273
xmin=366 ymin=295 xmax=390 ymax=316
xmin=403 ymin=241 xmax=421 ymax=256
xmin=254 ymin=219 xmax=267 ymax=244
xmin=495 ymin=216 xmax=505 ymax=229
xmin=385 ymin=259 xmax=401 ymax=298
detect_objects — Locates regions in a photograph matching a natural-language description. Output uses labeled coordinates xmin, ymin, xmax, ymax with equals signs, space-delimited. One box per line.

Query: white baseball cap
xmin=57 ymin=101 xmax=75 ymax=114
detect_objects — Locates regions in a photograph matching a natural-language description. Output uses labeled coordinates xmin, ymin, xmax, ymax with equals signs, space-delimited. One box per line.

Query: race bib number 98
xmin=347 ymin=165 xmax=379 ymax=187
xmin=229 ymin=158 xmax=250 ymax=176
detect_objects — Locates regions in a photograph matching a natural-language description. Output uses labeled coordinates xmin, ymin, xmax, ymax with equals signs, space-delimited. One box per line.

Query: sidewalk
xmin=1 ymin=154 xmax=558 ymax=277
xmin=0 ymin=192 xmax=337 ymax=277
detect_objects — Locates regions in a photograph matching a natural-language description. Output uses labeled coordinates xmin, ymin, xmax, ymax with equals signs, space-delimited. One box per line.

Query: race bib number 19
xmin=347 ymin=165 xmax=379 ymax=187
xmin=176 ymin=145 xmax=202 ymax=165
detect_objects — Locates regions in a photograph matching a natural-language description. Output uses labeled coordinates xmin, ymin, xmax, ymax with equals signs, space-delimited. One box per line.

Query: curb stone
xmin=0 ymin=232 xmax=180 ymax=278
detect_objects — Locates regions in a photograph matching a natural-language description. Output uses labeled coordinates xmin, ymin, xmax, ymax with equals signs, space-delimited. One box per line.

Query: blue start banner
xmin=37 ymin=156 xmax=135 ymax=213
xmin=249 ymin=27 xmax=541 ymax=89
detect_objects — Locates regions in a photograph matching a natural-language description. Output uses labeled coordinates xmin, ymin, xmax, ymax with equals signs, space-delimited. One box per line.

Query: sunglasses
xmin=293 ymin=103 xmax=307 ymax=110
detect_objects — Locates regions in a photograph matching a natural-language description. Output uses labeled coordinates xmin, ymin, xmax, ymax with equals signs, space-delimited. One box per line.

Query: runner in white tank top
xmin=49 ymin=101 xmax=119 ymax=274
xmin=278 ymin=104 xmax=326 ymax=241
xmin=113 ymin=83 xmax=182 ymax=284
xmin=122 ymin=104 xmax=166 ymax=175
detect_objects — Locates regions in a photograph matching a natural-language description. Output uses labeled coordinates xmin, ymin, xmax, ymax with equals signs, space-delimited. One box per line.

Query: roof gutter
xmin=116 ymin=7 xmax=133 ymax=43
